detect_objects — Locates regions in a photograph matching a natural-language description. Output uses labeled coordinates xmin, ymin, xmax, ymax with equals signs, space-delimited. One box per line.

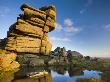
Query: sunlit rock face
xmin=0 ymin=49 xmax=20 ymax=71
xmin=5 ymin=4 xmax=56 ymax=55
xmin=0 ymin=71 xmax=15 ymax=82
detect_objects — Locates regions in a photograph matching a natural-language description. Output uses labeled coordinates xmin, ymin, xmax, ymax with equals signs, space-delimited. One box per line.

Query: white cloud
xmin=65 ymin=26 xmax=81 ymax=33
xmin=50 ymin=37 xmax=71 ymax=42
xmin=104 ymin=24 xmax=110 ymax=31
xmin=55 ymin=23 xmax=63 ymax=32
xmin=0 ymin=6 xmax=10 ymax=17
xmin=55 ymin=18 xmax=81 ymax=33
xmin=64 ymin=18 xmax=73 ymax=27
xmin=64 ymin=18 xmax=81 ymax=33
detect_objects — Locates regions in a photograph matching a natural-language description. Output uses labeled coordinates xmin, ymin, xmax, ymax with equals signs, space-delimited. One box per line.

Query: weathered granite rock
xmin=16 ymin=54 xmax=40 ymax=65
xmin=29 ymin=58 xmax=44 ymax=67
xmin=16 ymin=19 xmax=44 ymax=38
xmin=5 ymin=4 xmax=56 ymax=55
xmin=0 ymin=49 xmax=20 ymax=71
xmin=0 ymin=71 xmax=16 ymax=82
xmin=40 ymin=5 xmax=56 ymax=19
xmin=67 ymin=50 xmax=83 ymax=59
xmin=48 ymin=59 xmax=56 ymax=65
xmin=0 ymin=38 xmax=7 ymax=49
xmin=5 ymin=36 xmax=41 ymax=53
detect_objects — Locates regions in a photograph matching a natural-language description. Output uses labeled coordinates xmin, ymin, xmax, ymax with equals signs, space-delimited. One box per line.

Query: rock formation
xmin=0 ymin=38 xmax=6 ymax=49
xmin=5 ymin=4 xmax=56 ymax=55
xmin=0 ymin=49 xmax=20 ymax=71
xmin=54 ymin=47 xmax=67 ymax=56
xmin=67 ymin=50 xmax=83 ymax=59
xmin=54 ymin=47 xmax=83 ymax=58
xmin=0 ymin=4 xmax=56 ymax=71
xmin=49 ymin=47 xmax=83 ymax=64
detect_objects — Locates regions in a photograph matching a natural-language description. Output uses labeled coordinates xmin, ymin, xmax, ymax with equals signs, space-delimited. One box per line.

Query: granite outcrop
xmin=5 ymin=4 xmax=56 ymax=55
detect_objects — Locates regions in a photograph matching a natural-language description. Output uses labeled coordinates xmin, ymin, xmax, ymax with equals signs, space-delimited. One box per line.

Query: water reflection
xmin=52 ymin=68 xmax=102 ymax=82
xmin=0 ymin=66 xmax=52 ymax=82
xmin=68 ymin=65 xmax=83 ymax=77
xmin=52 ymin=66 xmax=67 ymax=75
xmin=12 ymin=74 xmax=52 ymax=82
xmin=47 ymin=65 xmax=102 ymax=82
xmin=0 ymin=65 xmax=108 ymax=82
xmin=12 ymin=66 xmax=52 ymax=82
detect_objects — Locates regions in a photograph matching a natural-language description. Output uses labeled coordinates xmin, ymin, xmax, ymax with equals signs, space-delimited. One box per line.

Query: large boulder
xmin=16 ymin=54 xmax=39 ymax=65
xmin=5 ymin=4 xmax=56 ymax=55
xmin=29 ymin=58 xmax=44 ymax=67
xmin=0 ymin=71 xmax=17 ymax=82
xmin=0 ymin=49 xmax=20 ymax=71
xmin=67 ymin=50 xmax=83 ymax=59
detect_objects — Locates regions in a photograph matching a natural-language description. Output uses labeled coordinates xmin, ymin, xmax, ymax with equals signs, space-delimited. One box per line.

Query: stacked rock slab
xmin=5 ymin=4 xmax=56 ymax=55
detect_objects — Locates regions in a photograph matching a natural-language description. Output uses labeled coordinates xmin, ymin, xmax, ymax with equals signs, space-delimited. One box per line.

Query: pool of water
xmin=52 ymin=70 xmax=102 ymax=82
xmin=0 ymin=66 xmax=104 ymax=82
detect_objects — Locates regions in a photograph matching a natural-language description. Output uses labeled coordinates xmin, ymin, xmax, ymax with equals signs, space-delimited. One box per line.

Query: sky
xmin=0 ymin=0 xmax=110 ymax=57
